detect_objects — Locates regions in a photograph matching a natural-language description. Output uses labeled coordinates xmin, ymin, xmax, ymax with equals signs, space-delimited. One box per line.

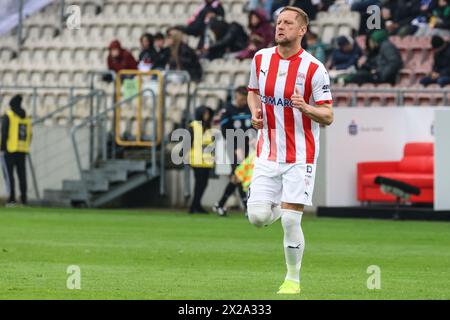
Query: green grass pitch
xmin=0 ymin=207 xmax=449 ymax=299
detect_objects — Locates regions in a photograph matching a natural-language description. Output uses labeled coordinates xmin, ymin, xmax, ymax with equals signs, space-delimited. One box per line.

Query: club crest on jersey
xmin=296 ymin=73 xmax=306 ymax=85
xmin=260 ymin=95 xmax=294 ymax=107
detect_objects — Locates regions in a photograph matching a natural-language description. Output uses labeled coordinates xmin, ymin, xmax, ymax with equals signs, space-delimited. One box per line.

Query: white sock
xmin=281 ymin=209 xmax=304 ymax=283
xmin=269 ymin=204 xmax=283 ymax=225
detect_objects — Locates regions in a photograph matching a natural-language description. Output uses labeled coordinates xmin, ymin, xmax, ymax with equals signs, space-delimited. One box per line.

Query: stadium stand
xmin=1 ymin=0 xmax=449 ymax=207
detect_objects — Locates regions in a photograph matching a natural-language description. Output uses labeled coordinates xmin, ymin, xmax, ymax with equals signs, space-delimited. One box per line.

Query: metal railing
xmin=114 ymin=70 xmax=164 ymax=147
xmin=70 ymin=88 xmax=158 ymax=206
xmin=86 ymin=69 xmax=191 ymax=196
xmin=162 ymin=70 xmax=191 ymax=195
xmin=333 ymin=87 xmax=450 ymax=106
xmin=28 ymin=88 xmax=106 ymax=200
xmin=0 ymin=85 xmax=92 ymax=119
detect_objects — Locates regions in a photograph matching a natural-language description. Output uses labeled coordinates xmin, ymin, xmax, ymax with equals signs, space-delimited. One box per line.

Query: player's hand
xmin=251 ymin=109 xmax=263 ymax=129
xmin=291 ymin=87 xmax=308 ymax=112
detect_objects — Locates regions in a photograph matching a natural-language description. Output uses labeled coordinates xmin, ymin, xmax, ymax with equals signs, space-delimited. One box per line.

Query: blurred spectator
xmin=305 ymin=31 xmax=327 ymax=63
xmin=292 ymin=0 xmax=330 ymax=20
xmin=152 ymin=33 xmax=170 ymax=70
xmin=1 ymin=95 xmax=31 ymax=207
xmin=247 ymin=0 xmax=275 ymax=19
xmin=381 ymin=0 xmax=422 ymax=36
xmin=416 ymin=0 xmax=450 ymax=37
xmin=196 ymin=7 xmax=221 ymax=52
xmin=198 ymin=17 xmax=248 ymax=60
xmin=420 ymin=35 xmax=450 ymax=87
xmin=107 ymin=40 xmax=138 ymax=74
xmin=236 ymin=9 xmax=274 ymax=59
xmin=185 ymin=0 xmax=225 ymax=37
xmin=410 ymin=0 xmax=434 ymax=32
xmin=212 ymin=86 xmax=253 ymax=216
xmin=138 ymin=33 xmax=156 ymax=71
xmin=271 ymin=0 xmax=332 ymax=21
xmin=189 ymin=106 xmax=215 ymax=214
xmin=350 ymin=0 xmax=381 ymax=34
xmin=166 ymin=27 xmax=203 ymax=82
xmin=328 ymin=36 xmax=362 ymax=72
xmin=346 ymin=30 xmax=402 ymax=85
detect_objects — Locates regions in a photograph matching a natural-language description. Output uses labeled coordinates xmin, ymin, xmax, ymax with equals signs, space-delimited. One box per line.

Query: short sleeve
xmin=247 ymin=54 xmax=259 ymax=92
xmin=311 ymin=64 xmax=333 ymax=105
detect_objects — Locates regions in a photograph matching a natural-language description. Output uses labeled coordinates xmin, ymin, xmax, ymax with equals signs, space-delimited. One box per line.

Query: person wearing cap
xmin=107 ymin=40 xmax=138 ymax=74
xmin=420 ymin=35 xmax=450 ymax=87
xmin=329 ymin=35 xmax=362 ymax=70
xmin=326 ymin=35 xmax=362 ymax=82
xmin=0 ymin=95 xmax=32 ymax=207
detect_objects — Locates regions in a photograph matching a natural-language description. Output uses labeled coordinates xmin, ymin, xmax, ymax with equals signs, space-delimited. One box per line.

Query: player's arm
xmin=247 ymin=91 xmax=263 ymax=129
xmin=247 ymin=53 xmax=263 ymax=129
xmin=291 ymin=65 xmax=333 ymax=126
xmin=291 ymin=89 xmax=333 ymax=126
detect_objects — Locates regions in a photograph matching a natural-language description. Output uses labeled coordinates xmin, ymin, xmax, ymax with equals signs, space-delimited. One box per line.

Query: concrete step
xmin=99 ymin=160 xmax=146 ymax=173
xmin=43 ymin=189 xmax=89 ymax=203
xmin=83 ymin=168 xmax=128 ymax=183
xmin=62 ymin=178 xmax=109 ymax=193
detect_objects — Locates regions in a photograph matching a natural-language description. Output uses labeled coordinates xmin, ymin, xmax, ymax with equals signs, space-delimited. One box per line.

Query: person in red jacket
xmin=107 ymin=40 xmax=138 ymax=74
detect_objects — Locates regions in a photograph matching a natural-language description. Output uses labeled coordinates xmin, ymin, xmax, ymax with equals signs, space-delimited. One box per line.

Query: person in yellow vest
xmin=188 ymin=105 xmax=214 ymax=214
xmin=0 ymin=95 xmax=32 ymax=207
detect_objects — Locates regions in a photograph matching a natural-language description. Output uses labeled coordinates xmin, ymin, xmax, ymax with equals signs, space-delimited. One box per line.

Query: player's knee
xmin=247 ymin=203 xmax=272 ymax=228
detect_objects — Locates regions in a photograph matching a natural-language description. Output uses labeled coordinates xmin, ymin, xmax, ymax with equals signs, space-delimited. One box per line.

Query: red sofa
xmin=357 ymin=142 xmax=434 ymax=203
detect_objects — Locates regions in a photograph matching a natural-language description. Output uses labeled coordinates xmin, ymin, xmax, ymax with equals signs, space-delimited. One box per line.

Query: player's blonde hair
xmin=279 ymin=6 xmax=309 ymax=26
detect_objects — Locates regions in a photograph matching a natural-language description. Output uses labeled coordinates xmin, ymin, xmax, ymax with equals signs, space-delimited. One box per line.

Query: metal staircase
xmin=25 ymin=71 xmax=191 ymax=208
xmin=43 ymin=159 xmax=159 ymax=208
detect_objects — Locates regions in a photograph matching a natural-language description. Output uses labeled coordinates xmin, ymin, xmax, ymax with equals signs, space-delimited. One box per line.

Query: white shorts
xmin=247 ymin=158 xmax=317 ymax=206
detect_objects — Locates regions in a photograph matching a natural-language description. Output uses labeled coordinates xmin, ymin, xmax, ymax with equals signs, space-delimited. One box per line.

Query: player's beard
xmin=275 ymin=34 xmax=299 ymax=47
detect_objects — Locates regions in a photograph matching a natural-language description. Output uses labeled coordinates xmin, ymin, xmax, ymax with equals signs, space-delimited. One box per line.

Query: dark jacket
xmin=185 ymin=0 xmax=225 ymax=37
xmin=291 ymin=0 xmax=320 ymax=20
xmin=433 ymin=43 xmax=450 ymax=76
xmin=139 ymin=46 xmax=171 ymax=70
xmin=386 ymin=0 xmax=421 ymax=26
xmin=107 ymin=40 xmax=138 ymax=73
xmin=220 ymin=103 xmax=252 ymax=159
xmin=138 ymin=47 xmax=157 ymax=65
xmin=219 ymin=104 xmax=252 ymax=137
xmin=331 ymin=43 xmax=363 ymax=70
xmin=169 ymin=43 xmax=203 ymax=81
xmin=201 ymin=20 xmax=248 ymax=60
xmin=152 ymin=47 xmax=171 ymax=70
xmin=1 ymin=98 xmax=27 ymax=152
xmin=374 ymin=40 xmax=403 ymax=83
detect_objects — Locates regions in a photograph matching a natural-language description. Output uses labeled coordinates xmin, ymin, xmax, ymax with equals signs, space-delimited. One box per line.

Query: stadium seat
xmin=399 ymin=69 xmax=414 ymax=86
xmin=333 ymin=91 xmax=352 ymax=107
xmin=357 ymin=142 xmax=434 ymax=204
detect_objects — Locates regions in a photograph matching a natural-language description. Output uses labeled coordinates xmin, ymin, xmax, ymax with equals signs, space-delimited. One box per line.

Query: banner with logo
xmin=323 ymin=107 xmax=441 ymax=207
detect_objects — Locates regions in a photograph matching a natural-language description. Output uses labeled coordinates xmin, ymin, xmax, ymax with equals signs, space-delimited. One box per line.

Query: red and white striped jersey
xmin=247 ymin=46 xmax=332 ymax=164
